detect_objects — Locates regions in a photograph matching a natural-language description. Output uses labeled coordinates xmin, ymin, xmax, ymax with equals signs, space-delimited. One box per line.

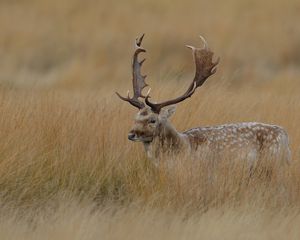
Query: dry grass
xmin=0 ymin=0 xmax=300 ymax=239
xmin=0 ymin=89 xmax=299 ymax=239
xmin=2 ymin=200 xmax=300 ymax=240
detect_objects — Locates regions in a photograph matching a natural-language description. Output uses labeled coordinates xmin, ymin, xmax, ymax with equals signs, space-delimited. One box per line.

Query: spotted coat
xmin=184 ymin=122 xmax=291 ymax=163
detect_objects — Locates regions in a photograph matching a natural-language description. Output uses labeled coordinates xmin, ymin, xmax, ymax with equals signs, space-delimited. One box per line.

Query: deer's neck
xmin=143 ymin=121 xmax=188 ymax=161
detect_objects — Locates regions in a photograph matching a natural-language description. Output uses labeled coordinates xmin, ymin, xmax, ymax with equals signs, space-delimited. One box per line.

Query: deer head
xmin=116 ymin=34 xmax=219 ymax=143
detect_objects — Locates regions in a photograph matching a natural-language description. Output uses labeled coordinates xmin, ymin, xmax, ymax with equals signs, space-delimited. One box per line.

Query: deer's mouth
xmin=128 ymin=133 xmax=153 ymax=143
xmin=132 ymin=136 xmax=153 ymax=143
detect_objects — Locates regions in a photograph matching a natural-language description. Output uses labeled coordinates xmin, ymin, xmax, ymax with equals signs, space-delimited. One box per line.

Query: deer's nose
xmin=128 ymin=132 xmax=136 ymax=141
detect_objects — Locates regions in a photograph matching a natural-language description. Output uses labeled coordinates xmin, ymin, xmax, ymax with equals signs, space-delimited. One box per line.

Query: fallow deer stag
xmin=116 ymin=34 xmax=291 ymax=165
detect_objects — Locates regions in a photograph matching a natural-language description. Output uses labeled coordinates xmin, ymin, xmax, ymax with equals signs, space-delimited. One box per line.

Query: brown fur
xmin=128 ymin=107 xmax=291 ymax=165
xmin=118 ymin=36 xmax=291 ymax=166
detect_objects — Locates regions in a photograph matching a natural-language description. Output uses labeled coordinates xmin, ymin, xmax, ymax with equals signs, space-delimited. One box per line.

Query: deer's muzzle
xmin=128 ymin=131 xmax=153 ymax=142
xmin=128 ymin=132 xmax=136 ymax=141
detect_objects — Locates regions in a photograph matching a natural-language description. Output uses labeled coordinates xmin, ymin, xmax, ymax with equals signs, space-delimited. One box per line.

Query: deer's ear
xmin=161 ymin=106 xmax=176 ymax=119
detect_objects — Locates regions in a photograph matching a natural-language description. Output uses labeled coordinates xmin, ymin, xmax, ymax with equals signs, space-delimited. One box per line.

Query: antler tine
xmin=199 ymin=35 xmax=208 ymax=50
xmin=136 ymin=33 xmax=145 ymax=47
xmin=145 ymin=36 xmax=219 ymax=113
xmin=116 ymin=34 xmax=149 ymax=109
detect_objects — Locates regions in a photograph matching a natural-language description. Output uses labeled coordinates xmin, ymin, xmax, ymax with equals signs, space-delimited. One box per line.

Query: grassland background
xmin=0 ymin=0 xmax=300 ymax=239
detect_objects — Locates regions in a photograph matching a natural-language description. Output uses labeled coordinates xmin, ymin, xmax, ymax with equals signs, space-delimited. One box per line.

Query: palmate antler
xmin=117 ymin=35 xmax=219 ymax=113
xmin=145 ymin=36 xmax=219 ymax=113
xmin=116 ymin=34 xmax=148 ymax=109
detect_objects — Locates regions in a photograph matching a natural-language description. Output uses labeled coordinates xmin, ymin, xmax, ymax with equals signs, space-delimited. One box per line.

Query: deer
xmin=116 ymin=34 xmax=291 ymax=167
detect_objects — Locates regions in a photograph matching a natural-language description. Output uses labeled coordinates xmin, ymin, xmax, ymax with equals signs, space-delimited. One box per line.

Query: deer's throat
xmin=151 ymin=123 xmax=183 ymax=148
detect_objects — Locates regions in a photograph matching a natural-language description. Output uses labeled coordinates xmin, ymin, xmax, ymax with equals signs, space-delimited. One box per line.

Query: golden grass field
xmin=0 ymin=0 xmax=300 ymax=239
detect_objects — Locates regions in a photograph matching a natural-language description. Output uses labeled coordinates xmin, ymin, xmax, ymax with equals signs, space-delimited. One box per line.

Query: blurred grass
xmin=0 ymin=0 xmax=299 ymax=90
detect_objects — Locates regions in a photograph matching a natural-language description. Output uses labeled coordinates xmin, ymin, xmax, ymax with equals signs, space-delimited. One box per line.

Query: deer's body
xmin=134 ymin=107 xmax=291 ymax=165
xmin=116 ymin=35 xmax=291 ymax=165
xmin=184 ymin=122 xmax=290 ymax=160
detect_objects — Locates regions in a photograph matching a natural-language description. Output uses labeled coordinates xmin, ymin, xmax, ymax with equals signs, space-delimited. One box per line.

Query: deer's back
xmin=183 ymin=122 xmax=290 ymax=162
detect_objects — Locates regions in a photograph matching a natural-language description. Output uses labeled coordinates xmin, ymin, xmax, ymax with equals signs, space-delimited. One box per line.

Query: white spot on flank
xmin=267 ymin=135 xmax=273 ymax=140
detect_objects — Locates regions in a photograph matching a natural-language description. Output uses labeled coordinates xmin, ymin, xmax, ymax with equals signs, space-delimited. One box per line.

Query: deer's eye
xmin=149 ymin=119 xmax=156 ymax=124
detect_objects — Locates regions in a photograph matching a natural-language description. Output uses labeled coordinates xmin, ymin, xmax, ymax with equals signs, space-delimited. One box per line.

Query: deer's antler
xmin=145 ymin=36 xmax=219 ymax=113
xmin=116 ymin=34 xmax=148 ymax=109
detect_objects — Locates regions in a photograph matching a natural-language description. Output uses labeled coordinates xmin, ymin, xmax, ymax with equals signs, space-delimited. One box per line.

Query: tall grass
xmin=0 ymin=88 xmax=299 ymax=239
